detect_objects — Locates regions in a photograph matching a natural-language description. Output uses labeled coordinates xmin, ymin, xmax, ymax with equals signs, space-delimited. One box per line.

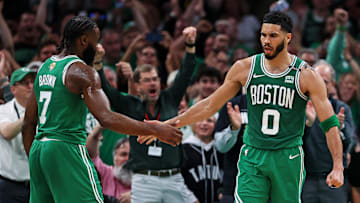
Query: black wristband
xmin=0 ymin=76 xmax=8 ymax=86
xmin=184 ymin=42 xmax=195 ymax=47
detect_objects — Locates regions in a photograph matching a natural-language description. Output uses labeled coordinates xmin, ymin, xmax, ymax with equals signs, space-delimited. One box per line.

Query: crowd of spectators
xmin=0 ymin=0 xmax=360 ymax=203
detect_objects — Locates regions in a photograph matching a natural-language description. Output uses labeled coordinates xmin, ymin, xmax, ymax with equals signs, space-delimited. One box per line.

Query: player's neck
xmin=264 ymin=51 xmax=292 ymax=73
xmin=59 ymin=49 xmax=80 ymax=58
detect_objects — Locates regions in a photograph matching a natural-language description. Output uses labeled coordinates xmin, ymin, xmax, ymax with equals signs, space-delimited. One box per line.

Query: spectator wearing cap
xmin=0 ymin=67 xmax=36 ymax=203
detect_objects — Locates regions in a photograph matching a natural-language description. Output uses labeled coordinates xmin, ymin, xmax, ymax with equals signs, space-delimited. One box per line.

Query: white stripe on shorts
xmin=298 ymin=146 xmax=304 ymax=203
xmin=234 ymin=144 xmax=246 ymax=203
xmin=79 ymin=145 xmax=103 ymax=203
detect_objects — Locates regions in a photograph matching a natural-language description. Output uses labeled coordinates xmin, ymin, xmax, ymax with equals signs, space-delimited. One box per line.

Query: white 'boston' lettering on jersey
xmin=249 ymin=84 xmax=295 ymax=109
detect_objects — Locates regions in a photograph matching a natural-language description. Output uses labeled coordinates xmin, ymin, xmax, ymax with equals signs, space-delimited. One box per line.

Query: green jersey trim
xmin=62 ymin=59 xmax=85 ymax=85
xmin=37 ymin=62 xmax=47 ymax=73
xmin=260 ymin=54 xmax=297 ymax=78
xmin=244 ymin=56 xmax=256 ymax=89
xmin=295 ymin=61 xmax=309 ymax=101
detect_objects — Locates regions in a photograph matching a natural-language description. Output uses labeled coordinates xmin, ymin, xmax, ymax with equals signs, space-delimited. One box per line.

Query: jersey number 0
xmin=261 ymin=109 xmax=280 ymax=135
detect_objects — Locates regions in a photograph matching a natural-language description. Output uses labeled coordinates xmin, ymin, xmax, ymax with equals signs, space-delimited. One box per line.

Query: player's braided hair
xmin=262 ymin=11 xmax=293 ymax=33
xmin=60 ymin=16 xmax=97 ymax=51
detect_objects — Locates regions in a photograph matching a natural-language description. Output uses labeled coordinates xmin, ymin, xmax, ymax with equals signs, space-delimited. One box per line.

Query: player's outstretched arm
xmin=139 ymin=59 xmax=250 ymax=145
xmin=167 ymin=58 xmax=251 ymax=128
xmin=300 ymin=67 xmax=344 ymax=188
xmin=66 ymin=62 xmax=182 ymax=146
xmin=22 ymin=90 xmax=38 ymax=156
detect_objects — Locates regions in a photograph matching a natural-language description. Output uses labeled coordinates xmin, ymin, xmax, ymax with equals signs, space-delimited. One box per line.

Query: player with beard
xmin=22 ymin=16 xmax=182 ymax=203
xmin=140 ymin=11 xmax=344 ymax=203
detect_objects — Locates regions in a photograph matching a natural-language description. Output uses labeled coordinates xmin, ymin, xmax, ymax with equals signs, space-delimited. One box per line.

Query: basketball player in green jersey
xmin=22 ymin=16 xmax=182 ymax=203
xmin=139 ymin=11 xmax=344 ymax=202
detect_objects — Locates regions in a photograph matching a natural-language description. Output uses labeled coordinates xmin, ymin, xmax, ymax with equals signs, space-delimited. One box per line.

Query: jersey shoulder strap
xmin=244 ymin=54 xmax=262 ymax=89
xmin=294 ymin=57 xmax=309 ymax=101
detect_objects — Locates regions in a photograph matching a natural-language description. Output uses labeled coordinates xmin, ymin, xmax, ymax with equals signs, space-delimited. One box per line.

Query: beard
xmin=113 ymin=164 xmax=133 ymax=186
xmin=82 ymin=45 xmax=96 ymax=65
xmin=263 ymin=40 xmax=285 ymax=60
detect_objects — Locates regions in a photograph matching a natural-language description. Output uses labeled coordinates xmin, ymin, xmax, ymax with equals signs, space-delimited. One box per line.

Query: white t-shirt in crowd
xmin=0 ymin=99 xmax=29 ymax=181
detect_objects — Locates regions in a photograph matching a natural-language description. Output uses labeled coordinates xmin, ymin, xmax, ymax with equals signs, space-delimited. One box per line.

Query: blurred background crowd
xmin=0 ymin=0 xmax=360 ymax=203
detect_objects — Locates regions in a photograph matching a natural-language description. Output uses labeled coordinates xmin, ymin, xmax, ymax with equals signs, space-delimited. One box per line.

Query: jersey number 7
xmin=39 ymin=91 xmax=52 ymax=124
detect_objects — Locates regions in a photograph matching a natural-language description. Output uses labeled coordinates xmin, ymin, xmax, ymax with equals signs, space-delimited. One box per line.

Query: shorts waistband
xmin=38 ymin=137 xmax=61 ymax=142
xmin=135 ymin=168 xmax=181 ymax=177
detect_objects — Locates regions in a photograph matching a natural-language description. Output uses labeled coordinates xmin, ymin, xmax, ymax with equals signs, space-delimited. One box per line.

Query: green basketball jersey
xmin=244 ymin=53 xmax=308 ymax=149
xmin=34 ymin=55 xmax=88 ymax=145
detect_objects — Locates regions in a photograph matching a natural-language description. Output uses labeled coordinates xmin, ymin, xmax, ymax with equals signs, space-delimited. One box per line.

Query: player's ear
xmin=286 ymin=33 xmax=292 ymax=44
xmin=79 ymin=34 xmax=88 ymax=47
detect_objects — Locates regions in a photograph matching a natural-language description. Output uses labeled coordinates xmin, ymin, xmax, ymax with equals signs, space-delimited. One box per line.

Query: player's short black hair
xmin=262 ymin=11 xmax=293 ymax=33
xmin=60 ymin=16 xmax=98 ymax=50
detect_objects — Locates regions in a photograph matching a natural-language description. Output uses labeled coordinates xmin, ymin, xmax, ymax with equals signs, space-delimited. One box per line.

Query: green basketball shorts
xmin=234 ymin=144 xmax=305 ymax=203
xmin=29 ymin=139 xmax=104 ymax=203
